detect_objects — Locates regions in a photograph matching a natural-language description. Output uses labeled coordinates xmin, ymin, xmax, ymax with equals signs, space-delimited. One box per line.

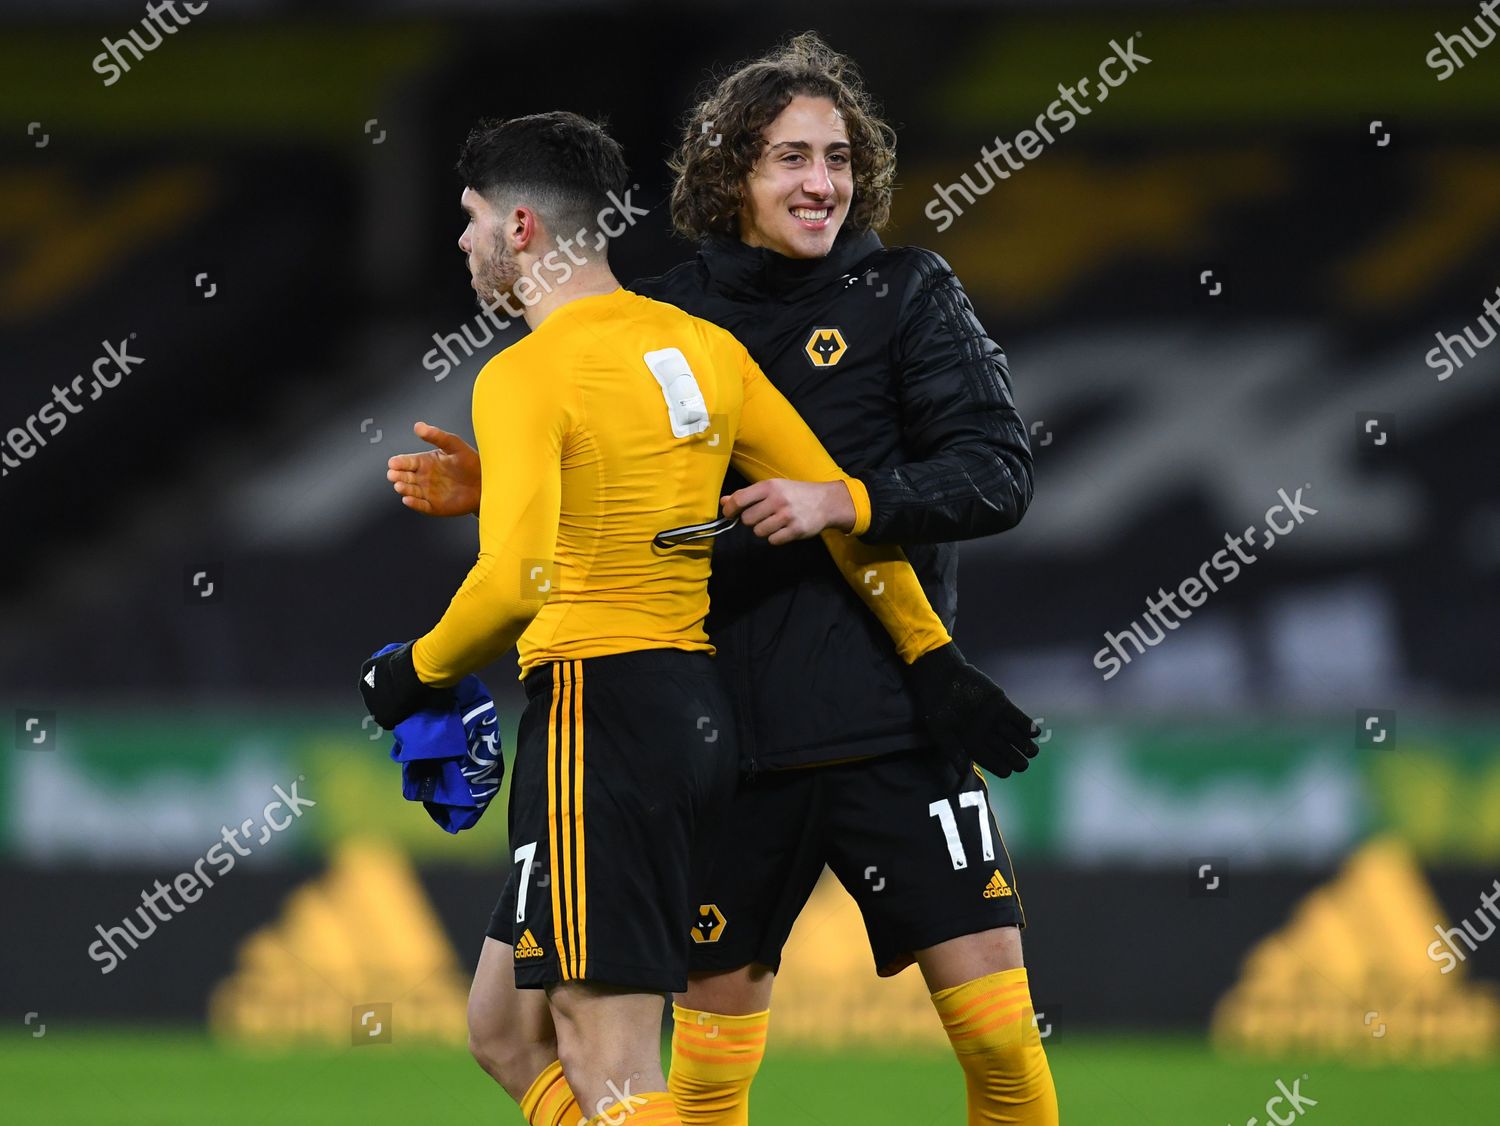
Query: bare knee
xmin=678 ymin=963 xmax=775 ymax=1016
xmin=467 ymin=938 xmax=559 ymax=1100
xmin=468 ymin=1019 xmax=556 ymax=1099
xmin=550 ymin=983 xmax=668 ymax=1112
xmin=915 ymin=926 xmax=1023 ymax=993
xmin=551 ymin=997 xmax=631 ymax=1095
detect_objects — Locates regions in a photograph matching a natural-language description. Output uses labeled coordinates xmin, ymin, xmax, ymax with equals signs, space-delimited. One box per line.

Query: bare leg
xmin=676 ymin=963 xmax=775 ymax=1015
xmin=549 ymin=980 xmax=671 ymax=1119
xmin=467 ymin=937 xmax=562 ymax=1103
xmin=913 ymin=924 xmax=1024 ymax=992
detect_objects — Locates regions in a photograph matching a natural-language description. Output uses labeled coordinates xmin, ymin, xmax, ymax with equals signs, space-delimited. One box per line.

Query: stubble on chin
xmin=473 ymin=238 xmax=520 ymax=310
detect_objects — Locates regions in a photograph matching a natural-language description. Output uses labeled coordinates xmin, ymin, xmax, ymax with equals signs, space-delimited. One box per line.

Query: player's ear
xmin=509 ymin=206 xmax=538 ymax=252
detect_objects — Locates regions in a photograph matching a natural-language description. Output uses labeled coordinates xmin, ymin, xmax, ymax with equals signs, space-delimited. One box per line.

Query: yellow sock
xmin=587 ymin=1088 xmax=681 ymax=1125
xmin=931 ymin=968 xmax=1058 ymax=1125
xmin=667 ymin=1004 xmax=769 ymax=1126
xmin=519 ymin=1059 xmax=583 ymax=1126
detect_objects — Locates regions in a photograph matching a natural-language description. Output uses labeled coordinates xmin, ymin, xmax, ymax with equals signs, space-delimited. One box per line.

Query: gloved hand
xmin=906 ymin=642 xmax=1040 ymax=778
xmin=360 ymin=641 xmax=455 ymax=730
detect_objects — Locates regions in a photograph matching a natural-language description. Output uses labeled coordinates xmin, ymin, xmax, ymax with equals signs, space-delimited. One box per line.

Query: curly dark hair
xmin=668 ymin=32 xmax=897 ymax=240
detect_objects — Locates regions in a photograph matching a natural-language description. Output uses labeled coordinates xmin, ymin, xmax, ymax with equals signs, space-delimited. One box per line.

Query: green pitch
xmin=4 ymin=1030 xmax=1496 ymax=1124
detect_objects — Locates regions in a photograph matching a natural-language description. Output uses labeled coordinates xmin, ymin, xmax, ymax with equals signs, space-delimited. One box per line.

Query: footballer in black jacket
xmin=389 ymin=32 xmax=1057 ymax=1126
xmin=634 ymin=228 xmax=1032 ymax=772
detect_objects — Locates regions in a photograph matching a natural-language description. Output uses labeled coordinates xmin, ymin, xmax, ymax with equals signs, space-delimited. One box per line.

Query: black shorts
xmin=687 ymin=749 xmax=1025 ymax=978
xmin=486 ymin=648 xmax=737 ymax=993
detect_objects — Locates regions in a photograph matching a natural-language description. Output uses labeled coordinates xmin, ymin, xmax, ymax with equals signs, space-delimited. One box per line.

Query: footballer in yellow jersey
xmin=359 ymin=111 xmax=958 ymax=1126
xmin=408 ymin=283 xmax=948 ymax=685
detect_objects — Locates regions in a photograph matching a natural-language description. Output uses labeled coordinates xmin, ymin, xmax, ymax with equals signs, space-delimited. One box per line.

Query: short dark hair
xmin=456 ymin=111 xmax=629 ymax=240
xmin=668 ymin=32 xmax=896 ymax=240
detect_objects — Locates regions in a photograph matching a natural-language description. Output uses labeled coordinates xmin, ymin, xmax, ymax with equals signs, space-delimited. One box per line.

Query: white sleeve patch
xmin=642 ymin=347 xmax=710 ymax=438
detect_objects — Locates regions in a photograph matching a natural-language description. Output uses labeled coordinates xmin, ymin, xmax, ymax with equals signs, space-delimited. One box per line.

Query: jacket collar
xmin=699 ymin=227 xmax=883 ymax=303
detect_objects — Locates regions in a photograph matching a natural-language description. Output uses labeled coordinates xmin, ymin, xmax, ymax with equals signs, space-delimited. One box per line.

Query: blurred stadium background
xmin=3 ymin=1 xmax=1499 ymax=1122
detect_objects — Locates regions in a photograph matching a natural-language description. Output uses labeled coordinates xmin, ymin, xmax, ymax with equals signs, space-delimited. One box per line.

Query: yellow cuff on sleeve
xmin=842 ymin=476 xmax=872 ymax=537
xmin=409 ymin=636 xmax=454 ymax=689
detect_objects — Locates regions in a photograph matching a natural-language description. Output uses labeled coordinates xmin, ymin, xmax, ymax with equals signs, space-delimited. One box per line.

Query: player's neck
xmin=522 ymin=268 xmax=621 ymax=331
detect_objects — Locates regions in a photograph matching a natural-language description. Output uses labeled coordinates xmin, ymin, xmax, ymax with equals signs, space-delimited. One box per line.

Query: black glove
xmin=906 ymin=641 xmax=1040 ymax=778
xmin=360 ymin=641 xmax=455 ymax=730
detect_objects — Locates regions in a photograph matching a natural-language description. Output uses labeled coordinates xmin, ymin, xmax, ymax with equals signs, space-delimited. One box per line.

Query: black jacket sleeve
xmin=854 ymin=250 xmax=1034 ymax=545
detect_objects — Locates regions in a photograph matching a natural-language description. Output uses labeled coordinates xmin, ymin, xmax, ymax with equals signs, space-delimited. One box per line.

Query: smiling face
xmin=457 ymin=186 xmax=522 ymax=307
xmin=737 ymin=94 xmax=853 ymax=260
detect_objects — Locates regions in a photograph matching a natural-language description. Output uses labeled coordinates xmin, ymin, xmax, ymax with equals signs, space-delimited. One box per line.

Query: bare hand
xmin=721 ymin=479 xmax=856 ymax=545
xmin=386 ymin=421 xmax=481 ymax=517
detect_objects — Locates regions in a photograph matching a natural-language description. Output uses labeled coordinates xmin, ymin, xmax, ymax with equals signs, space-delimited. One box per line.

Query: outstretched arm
xmin=409 ymin=364 xmax=567 ymax=686
xmin=387 ymin=421 xmax=482 ymax=517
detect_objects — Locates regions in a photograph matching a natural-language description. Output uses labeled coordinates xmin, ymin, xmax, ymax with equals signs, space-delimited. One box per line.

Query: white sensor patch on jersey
xmin=642 ymin=347 xmax=711 ymax=438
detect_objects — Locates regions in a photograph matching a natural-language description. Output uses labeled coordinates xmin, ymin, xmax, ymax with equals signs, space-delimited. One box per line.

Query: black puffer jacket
xmin=631 ymin=227 xmax=1032 ymax=771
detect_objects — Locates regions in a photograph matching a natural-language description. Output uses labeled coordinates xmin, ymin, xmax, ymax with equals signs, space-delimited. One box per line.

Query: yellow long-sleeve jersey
xmin=411 ymin=287 xmax=951 ymax=685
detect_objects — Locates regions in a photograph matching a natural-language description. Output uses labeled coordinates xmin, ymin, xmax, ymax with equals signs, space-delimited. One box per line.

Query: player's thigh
xmin=548 ymin=980 xmax=668 ymax=1104
xmin=549 ymin=979 xmax=667 ymax=1044
xmin=825 ymin=750 xmax=1026 ymax=977
xmin=678 ymin=962 xmax=776 ymax=1016
xmin=468 ymin=935 xmax=556 ymax=1049
xmin=912 ymin=925 xmax=1024 ymax=993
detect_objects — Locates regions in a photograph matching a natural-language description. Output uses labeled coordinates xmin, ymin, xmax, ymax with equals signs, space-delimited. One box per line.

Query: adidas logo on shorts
xmin=983 ymin=869 xmax=1014 ymax=899
xmin=514 ymin=929 xmax=545 ymax=959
